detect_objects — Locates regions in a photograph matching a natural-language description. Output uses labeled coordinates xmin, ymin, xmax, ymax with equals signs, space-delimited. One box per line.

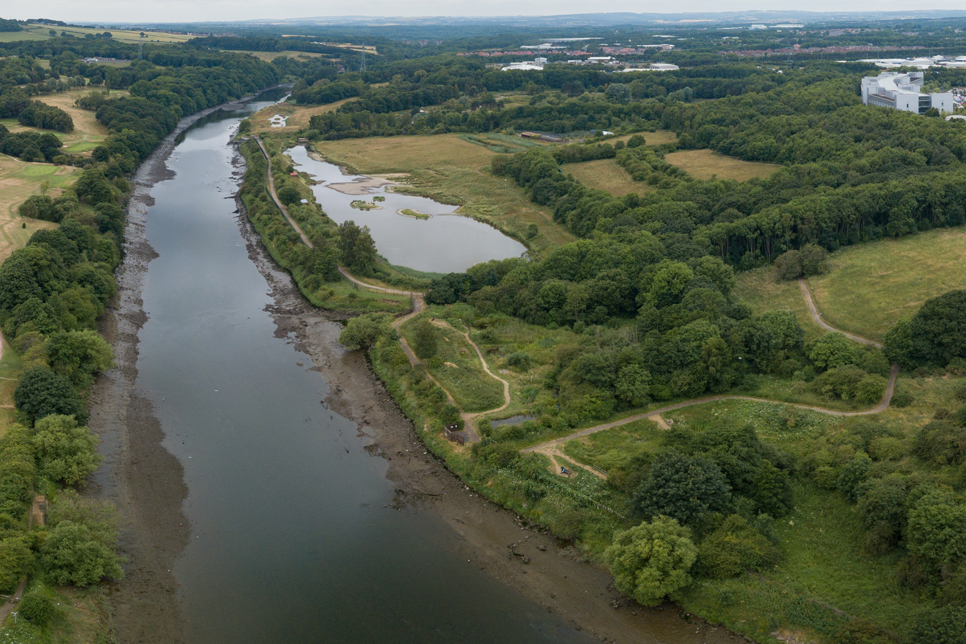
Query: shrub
xmin=338 ymin=313 xmax=391 ymax=351
xmin=13 ymin=367 xmax=86 ymax=425
xmin=40 ymin=520 xmax=123 ymax=587
xmin=604 ymin=516 xmax=697 ymax=606
xmin=913 ymin=421 xmax=966 ymax=466
xmin=506 ymin=351 xmax=531 ymax=371
xmin=774 ymin=250 xmax=802 ymax=280
xmin=0 ymin=535 xmax=34 ymax=593
xmin=695 ymin=514 xmax=781 ymax=578
xmin=910 ymin=605 xmax=966 ymax=644
xmin=412 ymin=318 xmax=438 ymax=360
xmin=633 ymin=449 xmax=732 ymax=526
xmin=18 ymin=586 xmax=57 ymax=625
xmin=32 ymin=414 xmax=101 ymax=486
xmin=809 ymin=365 xmax=867 ymax=401
xmin=856 ymin=374 xmax=888 ymax=404
xmin=808 ymin=332 xmax=862 ymax=371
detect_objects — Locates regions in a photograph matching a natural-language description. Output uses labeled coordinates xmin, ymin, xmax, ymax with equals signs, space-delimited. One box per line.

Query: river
xmin=92 ymin=95 xmax=597 ymax=644
xmin=91 ymin=93 xmax=742 ymax=644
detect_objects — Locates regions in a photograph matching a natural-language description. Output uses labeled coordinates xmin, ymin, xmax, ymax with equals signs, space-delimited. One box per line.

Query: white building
xmin=861 ymin=72 xmax=955 ymax=115
xmin=501 ymin=57 xmax=548 ymax=71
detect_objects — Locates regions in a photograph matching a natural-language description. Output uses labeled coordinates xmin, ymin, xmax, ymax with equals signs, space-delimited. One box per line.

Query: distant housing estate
xmin=861 ymin=72 xmax=955 ymax=115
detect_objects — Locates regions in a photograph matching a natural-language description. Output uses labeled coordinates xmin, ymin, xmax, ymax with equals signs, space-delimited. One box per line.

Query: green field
xmin=0 ymin=155 xmax=79 ymax=263
xmin=399 ymin=316 xmax=504 ymax=413
xmin=565 ymin=158 xmax=646 ymax=196
xmin=665 ymin=148 xmax=780 ymax=181
xmin=735 ymin=266 xmax=824 ymax=341
xmin=806 ymin=227 xmax=966 ymax=341
xmin=12 ymin=23 xmax=193 ymax=44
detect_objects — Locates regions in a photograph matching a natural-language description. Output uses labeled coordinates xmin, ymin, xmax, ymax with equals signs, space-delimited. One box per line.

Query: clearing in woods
xmin=311 ymin=134 xmax=577 ymax=256
xmin=1 ymin=88 xmax=125 ymax=155
xmin=806 ymin=227 xmax=966 ymax=341
xmin=565 ymin=159 xmax=645 ymax=196
xmin=611 ymin=130 xmax=678 ymax=146
xmin=665 ymin=148 xmax=780 ymax=181
xmin=230 ymin=50 xmax=331 ymax=63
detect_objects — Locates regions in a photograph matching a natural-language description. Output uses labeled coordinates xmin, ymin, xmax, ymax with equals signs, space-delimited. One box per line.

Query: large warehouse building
xmin=861 ymin=72 xmax=955 ymax=114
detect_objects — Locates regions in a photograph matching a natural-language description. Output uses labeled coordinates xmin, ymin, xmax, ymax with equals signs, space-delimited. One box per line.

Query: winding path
xmin=524 ymin=281 xmax=900 ymax=478
xmin=257 ymin=139 xmax=901 ymax=467
xmin=798 ymin=277 xmax=883 ymax=348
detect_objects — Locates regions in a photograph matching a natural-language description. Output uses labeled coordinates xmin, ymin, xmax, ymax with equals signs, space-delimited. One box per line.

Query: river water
xmin=121 ymin=97 xmax=597 ymax=643
xmin=286 ymin=146 xmax=527 ymax=274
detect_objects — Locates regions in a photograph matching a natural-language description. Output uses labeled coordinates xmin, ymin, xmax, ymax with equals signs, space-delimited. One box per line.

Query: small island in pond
xmin=398 ymin=208 xmax=430 ymax=219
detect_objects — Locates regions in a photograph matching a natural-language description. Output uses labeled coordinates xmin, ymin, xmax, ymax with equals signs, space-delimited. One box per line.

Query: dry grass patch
xmin=250 ymin=99 xmax=356 ymax=133
xmin=666 ymin=149 xmax=779 ymax=181
xmin=312 ymin=134 xmax=577 ymax=256
xmin=807 ymin=227 xmax=966 ymax=341
xmin=612 ymin=130 xmax=678 ymax=146
xmin=0 ymin=155 xmax=78 ymax=262
xmin=232 ymin=50 xmax=331 ymax=63
xmin=565 ymin=158 xmax=646 ymax=196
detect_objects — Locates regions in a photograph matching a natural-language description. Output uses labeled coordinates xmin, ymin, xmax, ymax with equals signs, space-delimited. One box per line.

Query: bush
xmin=913 ymin=421 xmax=966 ymax=466
xmin=695 ymin=514 xmax=781 ymax=578
xmin=338 ymin=313 xmax=391 ymax=351
xmin=808 ymin=332 xmax=862 ymax=371
xmin=506 ymin=351 xmax=531 ymax=371
xmin=809 ymin=365 xmax=868 ymax=401
xmin=856 ymin=374 xmax=888 ymax=404
xmin=0 ymin=535 xmax=34 ymax=593
xmin=40 ymin=520 xmax=123 ymax=587
xmin=633 ymin=449 xmax=732 ymax=526
xmin=13 ymin=367 xmax=86 ymax=425
xmin=18 ymin=586 xmax=57 ymax=625
xmin=799 ymin=243 xmax=829 ymax=277
xmin=32 ymin=414 xmax=101 ymax=486
xmin=412 ymin=318 xmax=438 ymax=360
xmin=774 ymin=250 xmax=801 ymax=280
xmin=604 ymin=516 xmax=697 ymax=606
xmin=910 ymin=605 xmax=966 ymax=644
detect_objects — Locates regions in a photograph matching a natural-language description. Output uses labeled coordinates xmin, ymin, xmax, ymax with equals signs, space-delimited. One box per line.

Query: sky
xmin=6 ymin=0 xmax=966 ymax=24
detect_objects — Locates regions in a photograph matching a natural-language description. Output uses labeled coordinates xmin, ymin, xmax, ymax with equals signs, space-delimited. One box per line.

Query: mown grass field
xmin=665 ymin=149 xmax=780 ymax=181
xmin=311 ymin=134 xmax=577 ymax=256
xmin=0 ymin=156 xmax=79 ymax=263
xmin=5 ymin=88 xmax=122 ymax=156
xmin=565 ymin=158 xmax=646 ymax=196
xmin=806 ymin=227 xmax=966 ymax=341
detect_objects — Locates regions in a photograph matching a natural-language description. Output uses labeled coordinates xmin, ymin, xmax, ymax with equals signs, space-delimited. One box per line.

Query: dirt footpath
xmin=240 ymin=210 xmax=742 ymax=644
xmin=89 ymin=101 xmax=745 ymax=643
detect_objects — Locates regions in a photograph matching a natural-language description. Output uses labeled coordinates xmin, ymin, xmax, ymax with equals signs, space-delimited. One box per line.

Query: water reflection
xmin=287 ymin=146 xmax=528 ymax=274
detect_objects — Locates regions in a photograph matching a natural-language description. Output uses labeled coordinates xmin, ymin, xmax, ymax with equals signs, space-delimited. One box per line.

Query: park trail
xmin=258 ymin=134 xmax=901 ymax=481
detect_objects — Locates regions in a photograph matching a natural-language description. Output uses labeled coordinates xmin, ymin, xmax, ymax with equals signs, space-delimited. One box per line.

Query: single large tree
xmin=633 ymin=448 xmax=732 ymax=526
xmin=604 ymin=516 xmax=697 ymax=606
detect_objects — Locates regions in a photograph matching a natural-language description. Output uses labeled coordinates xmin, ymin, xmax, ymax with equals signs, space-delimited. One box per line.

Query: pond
xmin=286 ymin=145 xmax=527 ymax=274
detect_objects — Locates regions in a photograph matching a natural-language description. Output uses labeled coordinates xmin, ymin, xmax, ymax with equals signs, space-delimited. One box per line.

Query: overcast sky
xmin=6 ymin=0 xmax=966 ymax=24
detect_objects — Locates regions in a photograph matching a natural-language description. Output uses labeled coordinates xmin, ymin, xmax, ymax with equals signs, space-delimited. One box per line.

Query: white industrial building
xmin=501 ymin=57 xmax=548 ymax=71
xmin=861 ymin=72 xmax=955 ymax=115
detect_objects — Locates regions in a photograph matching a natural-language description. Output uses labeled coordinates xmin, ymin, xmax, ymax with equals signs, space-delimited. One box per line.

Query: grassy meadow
xmin=665 ymin=148 xmax=780 ymax=181
xmin=0 ymin=156 xmax=79 ymax=263
xmin=806 ymin=227 xmax=966 ymax=341
xmin=13 ymin=23 xmax=193 ymax=44
xmin=312 ymin=134 xmax=577 ymax=256
xmin=250 ymin=99 xmax=357 ymax=133
xmin=230 ymin=50 xmax=331 ymax=63
xmin=734 ymin=266 xmax=825 ymax=341
xmin=565 ymin=158 xmax=645 ymax=196
xmin=612 ymin=130 xmax=678 ymax=146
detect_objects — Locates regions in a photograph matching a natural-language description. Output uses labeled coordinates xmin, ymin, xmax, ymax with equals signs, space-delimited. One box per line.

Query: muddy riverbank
xmin=90 ymin=94 xmax=744 ymax=644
